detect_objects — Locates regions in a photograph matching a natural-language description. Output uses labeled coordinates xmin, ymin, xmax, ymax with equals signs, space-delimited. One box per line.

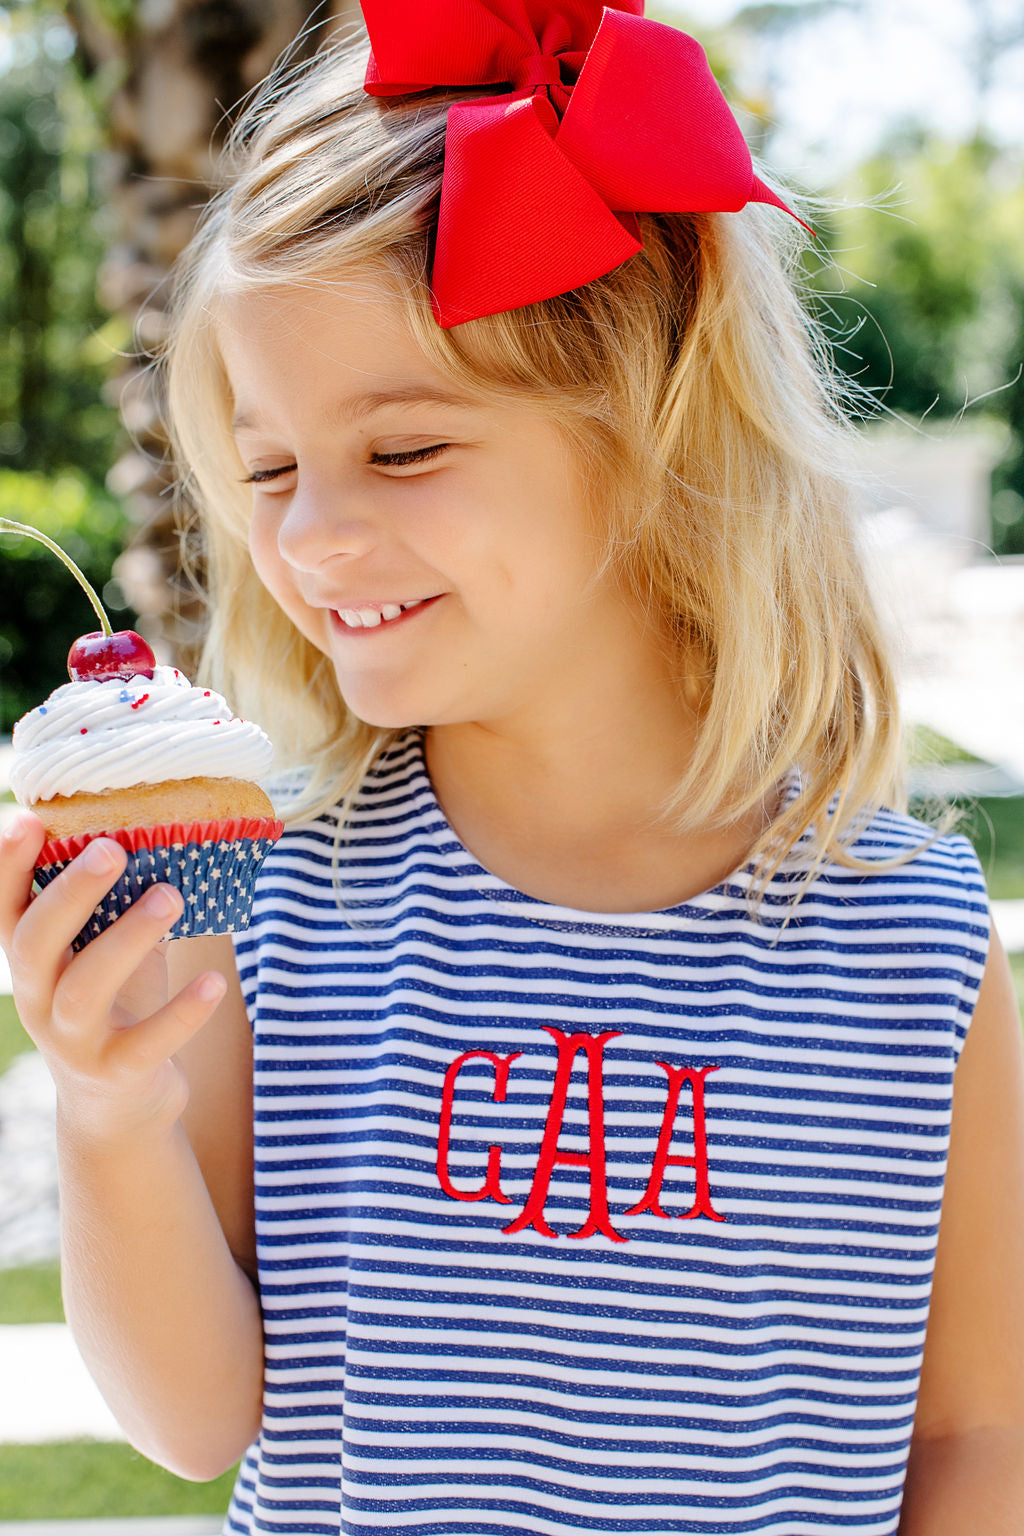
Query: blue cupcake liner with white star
xmin=34 ymin=821 xmax=282 ymax=952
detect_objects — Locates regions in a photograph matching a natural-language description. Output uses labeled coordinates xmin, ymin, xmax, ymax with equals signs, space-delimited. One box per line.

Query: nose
xmin=274 ymin=479 xmax=379 ymax=574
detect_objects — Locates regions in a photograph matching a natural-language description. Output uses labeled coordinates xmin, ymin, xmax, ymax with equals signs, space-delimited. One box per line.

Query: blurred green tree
xmin=805 ymin=132 xmax=1024 ymax=552
xmin=0 ymin=470 xmax=130 ymax=728
xmin=0 ymin=3 xmax=133 ymax=733
xmin=0 ymin=0 xmax=358 ymax=733
xmin=0 ymin=6 xmax=122 ymax=481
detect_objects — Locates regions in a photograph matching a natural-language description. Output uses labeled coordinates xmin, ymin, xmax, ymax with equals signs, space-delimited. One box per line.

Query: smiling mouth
xmin=331 ymin=596 xmax=441 ymax=631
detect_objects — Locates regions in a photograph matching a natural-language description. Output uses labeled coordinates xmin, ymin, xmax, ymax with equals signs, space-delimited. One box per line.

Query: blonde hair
xmin=163 ymin=28 xmax=933 ymax=897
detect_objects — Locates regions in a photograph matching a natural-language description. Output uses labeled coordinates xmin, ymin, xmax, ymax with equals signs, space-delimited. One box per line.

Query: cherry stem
xmin=0 ymin=517 xmax=112 ymax=637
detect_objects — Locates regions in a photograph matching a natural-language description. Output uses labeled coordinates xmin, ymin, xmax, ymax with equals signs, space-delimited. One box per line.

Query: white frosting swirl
xmin=10 ymin=665 xmax=275 ymax=803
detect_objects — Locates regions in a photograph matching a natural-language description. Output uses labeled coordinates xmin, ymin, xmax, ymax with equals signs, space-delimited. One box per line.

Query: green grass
xmin=0 ymin=1442 xmax=237 ymax=1519
xmin=1009 ymin=954 xmax=1024 ymax=1020
xmin=0 ymin=990 xmax=32 ymax=1075
xmin=0 ymin=1260 xmax=63 ymax=1322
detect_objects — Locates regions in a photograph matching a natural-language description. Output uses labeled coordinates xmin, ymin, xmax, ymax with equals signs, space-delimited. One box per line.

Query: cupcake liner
xmin=34 ymin=817 xmax=284 ymax=952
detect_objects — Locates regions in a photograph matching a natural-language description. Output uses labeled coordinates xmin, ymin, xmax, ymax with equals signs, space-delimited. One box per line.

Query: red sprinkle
xmin=80 ymin=728 xmax=87 ymax=735
xmin=204 ymin=691 xmax=211 ymax=697
xmin=130 ymin=693 xmax=150 ymax=711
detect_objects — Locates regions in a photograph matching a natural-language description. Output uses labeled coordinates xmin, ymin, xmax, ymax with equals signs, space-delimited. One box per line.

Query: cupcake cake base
xmin=34 ymin=817 xmax=284 ymax=951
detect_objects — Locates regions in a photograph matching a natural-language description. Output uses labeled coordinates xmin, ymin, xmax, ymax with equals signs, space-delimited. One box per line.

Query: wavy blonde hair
xmin=163 ymin=27 xmax=930 ymax=897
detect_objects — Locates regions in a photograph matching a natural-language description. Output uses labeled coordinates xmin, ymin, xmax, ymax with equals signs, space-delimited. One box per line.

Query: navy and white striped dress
xmin=227 ymin=732 xmax=989 ymax=1536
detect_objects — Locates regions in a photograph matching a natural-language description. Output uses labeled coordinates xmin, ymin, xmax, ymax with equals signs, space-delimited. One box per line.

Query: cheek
xmin=248 ymin=505 xmax=289 ymax=600
xmin=247 ymin=505 xmax=320 ymax=645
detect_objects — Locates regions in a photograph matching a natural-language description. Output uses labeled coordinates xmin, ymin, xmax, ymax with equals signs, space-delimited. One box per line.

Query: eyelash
xmin=241 ymin=443 xmax=450 ymax=484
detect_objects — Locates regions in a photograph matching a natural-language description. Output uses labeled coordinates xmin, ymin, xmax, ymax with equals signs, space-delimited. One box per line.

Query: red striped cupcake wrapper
xmin=34 ymin=816 xmax=285 ymax=952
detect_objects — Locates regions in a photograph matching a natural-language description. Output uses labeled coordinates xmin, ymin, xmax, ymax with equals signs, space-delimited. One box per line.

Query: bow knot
xmin=360 ymin=1 xmax=805 ymax=327
xmin=511 ymin=52 xmax=565 ymax=93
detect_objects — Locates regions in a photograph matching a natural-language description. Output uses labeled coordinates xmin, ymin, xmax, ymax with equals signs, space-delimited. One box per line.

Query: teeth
xmin=336 ymin=599 xmax=428 ymax=629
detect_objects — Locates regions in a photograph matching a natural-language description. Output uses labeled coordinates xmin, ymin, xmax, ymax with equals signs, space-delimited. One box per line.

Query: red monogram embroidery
xmin=437 ymin=1050 xmax=523 ymax=1203
xmin=436 ymin=1026 xmax=725 ymax=1241
xmin=624 ymin=1062 xmax=726 ymax=1222
xmin=503 ymin=1027 xmax=626 ymax=1243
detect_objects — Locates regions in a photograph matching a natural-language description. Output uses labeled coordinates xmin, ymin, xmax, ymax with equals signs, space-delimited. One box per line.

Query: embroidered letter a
xmin=625 ymin=1062 xmax=726 ymax=1222
xmin=503 ymin=1026 xmax=626 ymax=1243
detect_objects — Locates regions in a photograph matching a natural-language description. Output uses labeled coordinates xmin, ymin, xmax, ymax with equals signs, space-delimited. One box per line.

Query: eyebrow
xmin=230 ymin=385 xmax=477 ymax=435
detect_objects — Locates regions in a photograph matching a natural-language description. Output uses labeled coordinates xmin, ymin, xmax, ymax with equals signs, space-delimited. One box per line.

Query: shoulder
xmin=773 ymin=799 xmax=992 ymax=1039
xmin=845 ymin=800 xmax=983 ymax=869
xmin=796 ymin=799 xmax=990 ymax=918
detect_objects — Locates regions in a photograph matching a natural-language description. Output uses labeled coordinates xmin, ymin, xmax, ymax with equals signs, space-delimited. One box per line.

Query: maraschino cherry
xmin=0 ymin=517 xmax=155 ymax=682
xmin=67 ymin=628 xmax=155 ymax=682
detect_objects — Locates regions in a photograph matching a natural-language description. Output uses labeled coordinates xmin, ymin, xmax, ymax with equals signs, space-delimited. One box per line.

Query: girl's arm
xmin=899 ymin=924 xmax=1024 ymax=1534
xmin=0 ymin=813 xmax=263 ymax=1481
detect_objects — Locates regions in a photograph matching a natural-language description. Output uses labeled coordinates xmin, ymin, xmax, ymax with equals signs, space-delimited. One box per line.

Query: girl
xmin=2 ymin=4 xmax=1024 ymax=1533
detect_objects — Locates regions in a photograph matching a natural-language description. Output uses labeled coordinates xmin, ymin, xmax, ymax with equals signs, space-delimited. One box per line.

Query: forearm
xmin=58 ymin=1109 xmax=263 ymax=1481
xmin=899 ymin=1427 xmax=1024 ymax=1535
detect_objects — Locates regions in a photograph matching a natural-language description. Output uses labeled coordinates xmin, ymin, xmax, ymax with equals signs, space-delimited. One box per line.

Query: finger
xmin=53 ymin=880 xmax=187 ymax=1033
xmin=11 ymin=837 xmax=129 ymax=1005
xmin=105 ymin=967 xmax=228 ymax=1077
xmin=0 ymin=811 xmax=47 ymax=949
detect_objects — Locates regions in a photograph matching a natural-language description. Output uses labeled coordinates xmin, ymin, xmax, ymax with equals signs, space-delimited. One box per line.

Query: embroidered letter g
xmin=436 ymin=1050 xmax=523 ymax=1204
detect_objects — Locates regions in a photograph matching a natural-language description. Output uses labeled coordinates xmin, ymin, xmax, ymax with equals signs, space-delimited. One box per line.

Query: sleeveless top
xmin=225 ymin=732 xmax=989 ymax=1536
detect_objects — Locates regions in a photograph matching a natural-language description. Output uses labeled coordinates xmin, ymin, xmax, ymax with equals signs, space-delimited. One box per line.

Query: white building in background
xmin=856 ymin=422 xmax=1024 ymax=792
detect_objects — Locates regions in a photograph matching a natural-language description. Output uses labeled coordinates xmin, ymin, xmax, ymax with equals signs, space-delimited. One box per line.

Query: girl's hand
xmin=0 ymin=810 xmax=227 ymax=1144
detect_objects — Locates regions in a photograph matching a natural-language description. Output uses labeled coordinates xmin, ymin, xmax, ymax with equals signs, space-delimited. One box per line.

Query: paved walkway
xmin=0 ymin=1323 xmax=124 ymax=1444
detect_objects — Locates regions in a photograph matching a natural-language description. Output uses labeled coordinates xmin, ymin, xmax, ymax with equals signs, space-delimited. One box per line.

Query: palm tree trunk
xmin=65 ymin=0 xmax=362 ymax=670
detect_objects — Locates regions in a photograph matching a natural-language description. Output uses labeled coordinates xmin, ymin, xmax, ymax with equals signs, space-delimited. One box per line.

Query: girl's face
xmin=218 ymin=280 xmax=653 ymax=732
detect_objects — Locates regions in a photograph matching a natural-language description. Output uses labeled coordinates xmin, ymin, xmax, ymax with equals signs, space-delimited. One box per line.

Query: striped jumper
xmin=226 ymin=731 xmax=989 ymax=1536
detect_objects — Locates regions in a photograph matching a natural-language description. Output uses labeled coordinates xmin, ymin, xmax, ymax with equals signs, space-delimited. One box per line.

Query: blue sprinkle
xmin=38 ymin=705 xmax=47 ymax=715
xmin=119 ymin=689 xmax=132 ymax=703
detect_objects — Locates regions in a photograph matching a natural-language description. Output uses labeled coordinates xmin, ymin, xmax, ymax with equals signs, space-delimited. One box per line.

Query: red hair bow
xmin=360 ymin=0 xmax=803 ymax=328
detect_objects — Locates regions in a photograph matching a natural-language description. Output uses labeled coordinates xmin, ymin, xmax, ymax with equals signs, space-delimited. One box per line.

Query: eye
xmin=371 ymin=444 xmax=450 ymax=469
xmin=241 ymin=464 xmax=296 ymax=485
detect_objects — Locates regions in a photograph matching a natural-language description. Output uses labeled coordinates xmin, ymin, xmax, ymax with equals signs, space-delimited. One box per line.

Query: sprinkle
xmin=80 ymin=728 xmax=87 ymax=735
xmin=130 ymin=693 xmax=150 ymax=711
xmin=119 ymin=689 xmax=131 ymax=703
xmin=39 ymin=706 xmax=47 ymax=716
xmin=204 ymin=691 xmax=211 ymax=698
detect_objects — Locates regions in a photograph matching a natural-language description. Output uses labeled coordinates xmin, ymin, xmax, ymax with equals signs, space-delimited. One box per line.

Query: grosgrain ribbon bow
xmin=361 ymin=0 xmax=803 ymax=328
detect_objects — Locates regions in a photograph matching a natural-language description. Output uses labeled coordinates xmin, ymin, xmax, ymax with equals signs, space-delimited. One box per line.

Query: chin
xmin=338 ymin=687 xmax=428 ymax=732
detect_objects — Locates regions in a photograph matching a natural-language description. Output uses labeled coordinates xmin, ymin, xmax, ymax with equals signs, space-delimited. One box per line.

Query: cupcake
xmin=10 ymin=659 xmax=284 ymax=951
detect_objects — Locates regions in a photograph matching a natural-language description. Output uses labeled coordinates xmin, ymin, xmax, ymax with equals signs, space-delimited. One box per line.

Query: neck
xmin=420 ymin=630 xmax=776 ymax=913
xmin=425 ymin=619 xmax=700 ymax=843
xmin=426 ymin=683 xmax=698 ymax=846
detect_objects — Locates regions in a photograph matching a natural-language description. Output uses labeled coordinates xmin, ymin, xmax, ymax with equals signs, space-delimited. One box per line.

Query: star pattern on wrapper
xmin=36 ymin=832 xmax=279 ymax=952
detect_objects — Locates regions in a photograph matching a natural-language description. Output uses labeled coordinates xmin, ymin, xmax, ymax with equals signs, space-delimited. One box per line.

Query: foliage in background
xmin=0 ymin=467 xmax=135 ymax=729
xmin=0 ymin=5 xmax=133 ymax=726
xmin=0 ymin=7 xmax=123 ymax=482
xmin=803 ymin=133 xmax=1024 ymax=551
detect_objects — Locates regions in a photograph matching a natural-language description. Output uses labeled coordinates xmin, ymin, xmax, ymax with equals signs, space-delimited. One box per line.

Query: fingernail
xmin=197 ymin=972 xmax=227 ymax=1003
xmin=144 ymin=884 xmax=181 ymax=919
xmin=2 ymin=818 xmax=27 ymax=845
xmin=83 ymin=840 xmax=119 ymax=874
